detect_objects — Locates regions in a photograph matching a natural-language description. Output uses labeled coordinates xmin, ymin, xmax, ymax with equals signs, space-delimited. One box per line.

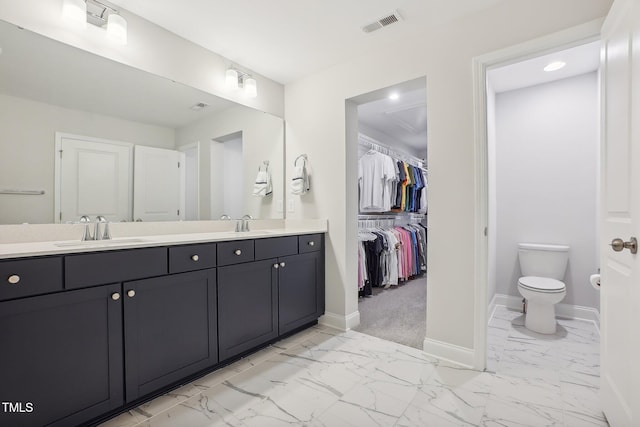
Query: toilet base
xmin=524 ymin=300 xmax=557 ymax=334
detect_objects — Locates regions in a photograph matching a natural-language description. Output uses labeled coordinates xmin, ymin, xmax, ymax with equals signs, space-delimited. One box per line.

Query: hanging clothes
xmin=358 ymin=150 xmax=397 ymax=212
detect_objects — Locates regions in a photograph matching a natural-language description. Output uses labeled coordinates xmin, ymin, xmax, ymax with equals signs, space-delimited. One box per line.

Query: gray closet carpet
xmin=354 ymin=277 xmax=426 ymax=349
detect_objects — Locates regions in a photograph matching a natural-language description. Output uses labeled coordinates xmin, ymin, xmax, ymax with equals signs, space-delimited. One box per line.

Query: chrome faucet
xmin=80 ymin=215 xmax=93 ymax=241
xmin=220 ymin=214 xmax=232 ymax=220
xmin=94 ymin=216 xmax=111 ymax=240
xmin=236 ymin=214 xmax=253 ymax=232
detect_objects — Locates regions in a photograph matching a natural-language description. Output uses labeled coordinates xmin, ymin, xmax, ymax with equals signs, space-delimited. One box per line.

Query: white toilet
xmin=517 ymin=243 xmax=569 ymax=334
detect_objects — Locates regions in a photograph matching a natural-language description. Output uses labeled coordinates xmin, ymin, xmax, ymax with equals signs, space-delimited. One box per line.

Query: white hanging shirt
xmin=358 ymin=151 xmax=397 ymax=212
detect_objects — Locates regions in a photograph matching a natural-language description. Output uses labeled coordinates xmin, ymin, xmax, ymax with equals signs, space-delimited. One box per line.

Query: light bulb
xmin=107 ymin=13 xmax=128 ymax=44
xmin=544 ymin=61 xmax=566 ymax=72
xmin=226 ymin=69 xmax=239 ymax=89
xmin=244 ymin=77 xmax=257 ymax=98
xmin=62 ymin=0 xmax=87 ymax=28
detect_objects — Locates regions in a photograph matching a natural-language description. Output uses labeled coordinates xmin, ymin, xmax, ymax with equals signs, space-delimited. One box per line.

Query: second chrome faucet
xmin=80 ymin=215 xmax=111 ymax=241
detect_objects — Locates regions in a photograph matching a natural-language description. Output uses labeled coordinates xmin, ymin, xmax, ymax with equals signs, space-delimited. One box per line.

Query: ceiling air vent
xmin=190 ymin=102 xmax=209 ymax=111
xmin=362 ymin=10 xmax=403 ymax=33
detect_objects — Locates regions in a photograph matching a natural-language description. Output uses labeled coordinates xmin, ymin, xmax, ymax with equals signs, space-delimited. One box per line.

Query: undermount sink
xmin=54 ymin=238 xmax=150 ymax=248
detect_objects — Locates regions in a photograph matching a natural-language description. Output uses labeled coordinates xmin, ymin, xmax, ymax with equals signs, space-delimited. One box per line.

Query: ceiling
xmin=109 ymin=0 xmax=503 ymax=84
xmin=488 ymin=41 xmax=601 ymax=93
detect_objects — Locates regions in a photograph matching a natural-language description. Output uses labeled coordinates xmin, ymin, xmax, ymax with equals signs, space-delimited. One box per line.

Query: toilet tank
xmin=518 ymin=243 xmax=569 ymax=280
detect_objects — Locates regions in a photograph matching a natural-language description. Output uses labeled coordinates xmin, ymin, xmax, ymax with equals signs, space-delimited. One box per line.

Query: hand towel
xmin=291 ymin=159 xmax=310 ymax=195
xmin=253 ymin=167 xmax=272 ymax=197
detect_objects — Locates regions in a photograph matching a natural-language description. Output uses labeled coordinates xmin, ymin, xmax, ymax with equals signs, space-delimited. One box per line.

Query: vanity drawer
xmin=298 ymin=234 xmax=323 ymax=253
xmin=217 ymin=240 xmax=255 ymax=266
xmin=169 ymin=243 xmax=217 ymax=273
xmin=0 ymin=256 xmax=63 ymax=301
xmin=65 ymin=247 xmax=168 ymax=289
xmin=255 ymin=236 xmax=298 ymax=260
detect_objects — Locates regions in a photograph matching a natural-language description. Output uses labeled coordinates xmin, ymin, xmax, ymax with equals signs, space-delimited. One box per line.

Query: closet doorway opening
xmin=485 ymin=40 xmax=601 ymax=370
xmin=348 ymin=77 xmax=428 ymax=349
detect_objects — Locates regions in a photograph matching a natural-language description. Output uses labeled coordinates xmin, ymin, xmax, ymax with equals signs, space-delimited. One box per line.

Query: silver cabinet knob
xmin=273 ymin=263 xmax=279 ymax=269
xmin=111 ymin=292 xmax=121 ymax=301
xmin=7 ymin=275 xmax=20 ymax=284
xmin=234 ymin=249 xmax=242 ymax=256
xmin=308 ymin=241 xmax=315 ymax=246
xmin=280 ymin=262 xmax=286 ymax=268
xmin=610 ymin=237 xmax=638 ymax=254
xmin=191 ymin=254 xmax=199 ymax=261
xmin=127 ymin=290 xmax=136 ymax=298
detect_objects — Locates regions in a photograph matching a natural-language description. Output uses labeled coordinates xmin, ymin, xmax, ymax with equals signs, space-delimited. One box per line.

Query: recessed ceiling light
xmin=389 ymin=92 xmax=399 ymax=100
xmin=544 ymin=61 xmax=566 ymax=72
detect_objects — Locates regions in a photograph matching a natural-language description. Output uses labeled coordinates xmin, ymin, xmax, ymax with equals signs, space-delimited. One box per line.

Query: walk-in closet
xmin=351 ymin=78 xmax=428 ymax=349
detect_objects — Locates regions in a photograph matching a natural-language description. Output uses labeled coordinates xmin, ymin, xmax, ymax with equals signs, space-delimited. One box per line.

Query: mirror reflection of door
xmin=55 ymin=133 xmax=133 ymax=223
xmin=133 ymin=145 xmax=186 ymax=222
xmin=179 ymin=142 xmax=200 ymax=221
xmin=211 ymin=132 xmax=244 ymax=219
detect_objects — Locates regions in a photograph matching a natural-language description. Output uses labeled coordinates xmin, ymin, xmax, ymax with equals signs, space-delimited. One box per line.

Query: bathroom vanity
xmin=0 ymin=229 xmax=325 ymax=427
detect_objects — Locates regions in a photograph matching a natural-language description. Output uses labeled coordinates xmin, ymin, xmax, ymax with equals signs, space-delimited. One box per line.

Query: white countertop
xmin=0 ymin=221 xmax=327 ymax=259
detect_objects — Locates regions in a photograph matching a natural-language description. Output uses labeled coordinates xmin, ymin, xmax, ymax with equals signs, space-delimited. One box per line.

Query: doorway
xmin=475 ymin=30 xmax=600 ymax=370
xmin=347 ymin=77 xmax=428 ymax=349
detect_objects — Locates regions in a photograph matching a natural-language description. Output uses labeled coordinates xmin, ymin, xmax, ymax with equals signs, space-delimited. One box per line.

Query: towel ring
xmin=294 ymin=154 xmax=307 ymax=166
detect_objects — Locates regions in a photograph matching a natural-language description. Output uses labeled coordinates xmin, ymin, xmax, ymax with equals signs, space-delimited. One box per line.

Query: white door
xmin=56 ymin=134 xmax=132 ymax=223
xmin=133 ymin=145 xmax=185 ymax=222
xmin=600 ymin=0 xmax=640 ymax=424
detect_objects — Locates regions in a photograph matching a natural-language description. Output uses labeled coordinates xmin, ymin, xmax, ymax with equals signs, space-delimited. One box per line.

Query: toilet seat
xmin=518 ymin=276 xmax=565 ymax=293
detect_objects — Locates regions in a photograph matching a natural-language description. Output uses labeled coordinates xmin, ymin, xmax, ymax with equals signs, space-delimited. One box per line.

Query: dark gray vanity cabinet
xmin=0 ymin=283 xmax=124 ymax=427
xmin=278 ymin=250 xmax=325 ymax=335
xmin=123 ymin=269 xmax=217 ymax=402
xmin=217 ymin=258 xmax=279 ymax=361
xmin=0 ymin=232 xmax=324 ymax=427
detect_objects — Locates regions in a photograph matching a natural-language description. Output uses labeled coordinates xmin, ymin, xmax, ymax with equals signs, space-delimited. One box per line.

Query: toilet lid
xmin=518 ymin=276 xmax=565 ymax=292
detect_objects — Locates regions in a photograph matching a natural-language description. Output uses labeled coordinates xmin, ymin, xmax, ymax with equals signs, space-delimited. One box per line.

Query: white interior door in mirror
xmin=56 ymin=134 xmax=133 ymax=223
xmin=133 ymin=145 xmax=185 ymax=222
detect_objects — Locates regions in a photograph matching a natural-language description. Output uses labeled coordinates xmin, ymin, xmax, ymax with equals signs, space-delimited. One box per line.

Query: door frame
xmin=471 ymin=19 xmax=603 ymax=370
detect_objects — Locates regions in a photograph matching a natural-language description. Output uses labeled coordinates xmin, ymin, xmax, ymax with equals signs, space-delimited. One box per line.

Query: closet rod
xmin=358 ymin=133 xmax=426 ymax=169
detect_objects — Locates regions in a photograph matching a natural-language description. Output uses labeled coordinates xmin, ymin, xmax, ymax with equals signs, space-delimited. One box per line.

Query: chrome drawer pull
xmin=7 ymin=275 xmax=20 ymax=284
xmin=191 ymin=255 xmax=199 ymax=261
xmin=111 ymin=292 xmax=121 ymax=301
xmin=308 ymin=241 xmax=315 ymax=246
xmin=280 ymin=262 xmax=286 ymax=268
xmin=234 ymin=249 xmax=242 ymax=256
xmin=127 ymin=290 xmax=136 ymax=298
xmin=273 ymin=263 xmax=279 ymax=269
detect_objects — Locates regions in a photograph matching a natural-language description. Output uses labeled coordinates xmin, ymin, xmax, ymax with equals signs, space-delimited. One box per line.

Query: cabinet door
xmin=124 ymin=270 xmax=217 ymax=402
xmin=0 ymin=284 xmax=123 ymax=427
xmin=279 ymin=251 xmax=324 ymax=335
xmin=218 ymin=259 xmax=278 ymax=361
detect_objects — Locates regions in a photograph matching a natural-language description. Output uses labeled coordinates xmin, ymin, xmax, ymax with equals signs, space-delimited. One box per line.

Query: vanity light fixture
xmin=544 ymin=61 xmax=566 ymax=72
xmin=61 ymin=0 xmax=128 ymax=44
xmin=244 ymin=77 xmax=257 ymax=98
xmin=225 ymin=69 xmax=239 ymax=89
xmin=62 ymin=0 xmax=87 ymax=27
xmin=225 ymin=67 xmax=258 ymax=97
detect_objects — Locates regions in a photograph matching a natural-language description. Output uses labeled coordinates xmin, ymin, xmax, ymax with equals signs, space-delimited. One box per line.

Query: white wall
xmin=177 ymin=105 xmax=284 ymax=220
xmin=222 ymin=138 xmax=244 ymax=219
xmin=495 ymin=72 xmax=600 ymax=309
xmin=285 ymin=0 xmax=611 ymax=357
xmin=0 ymin=0 xmax=284 ymax=117
xmin=0 ymin=93 xmax=175 ymax=224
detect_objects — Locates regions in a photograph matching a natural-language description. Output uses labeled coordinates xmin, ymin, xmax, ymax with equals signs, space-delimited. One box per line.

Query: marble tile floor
xmin=100 ymin=306 xmax=606 ymax=427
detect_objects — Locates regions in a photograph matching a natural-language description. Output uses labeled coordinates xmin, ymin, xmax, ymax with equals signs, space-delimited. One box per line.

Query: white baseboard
xmin=423 ymin=337 xmax=475 ymax=369
xmin=491 ymin=293 xmax=600 ymax=325
xmin=318 ymin=310 xmax=361 ymax=331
